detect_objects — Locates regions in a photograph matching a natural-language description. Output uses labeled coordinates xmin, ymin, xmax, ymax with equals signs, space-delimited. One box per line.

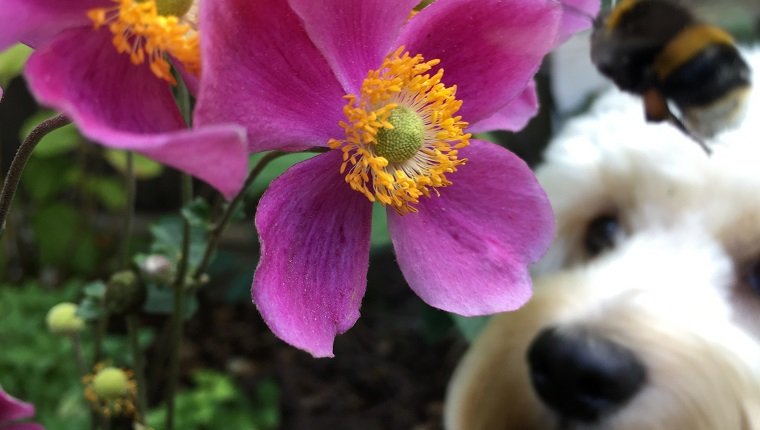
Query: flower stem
xmin=192 ymin=151 xmax=285 ymax=279
xmin=126 ymin=315 xmax=147 ymax=421
xmin=71 ymin=333 xmax=88 ymax=378
xmin=0 ymin=114 xmax=69 ymax=236
xmin=120 ymin=152 xmax=136 ymax=269
xmin=165 ymin=174 xmax=193 ymax=430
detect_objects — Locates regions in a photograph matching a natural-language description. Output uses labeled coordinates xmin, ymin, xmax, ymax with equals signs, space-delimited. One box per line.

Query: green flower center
xmin=153 ymin=0 xmax=194 ymax=17
xmin=375 ymin=106 xmax=425 ymax=163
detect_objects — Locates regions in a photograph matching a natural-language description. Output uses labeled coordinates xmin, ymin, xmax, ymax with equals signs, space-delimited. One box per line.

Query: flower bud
xmin=139 ymin=254 xmax=174 ymax=284
xmin=105 ymin=270 xmax=145 ymax=314
xmin=92 ymin=367 xmax=129 ymax=400
xmin=46 ymin=302 xmax=85 ymax=335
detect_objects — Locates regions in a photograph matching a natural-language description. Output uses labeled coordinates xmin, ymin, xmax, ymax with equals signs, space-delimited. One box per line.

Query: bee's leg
xmin=668 ymin=114 xmax=712 ymax=155
xmin=642 ymin=89 xmax=711 ymax=155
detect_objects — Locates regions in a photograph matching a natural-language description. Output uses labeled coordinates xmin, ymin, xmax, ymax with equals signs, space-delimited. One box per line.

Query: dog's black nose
xmin=527 ymin=327 xmax=646 ymax=423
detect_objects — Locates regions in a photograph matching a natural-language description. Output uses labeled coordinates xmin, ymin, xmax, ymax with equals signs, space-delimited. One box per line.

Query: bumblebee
xmin=591 ymin=0 xmax=752 ymax=149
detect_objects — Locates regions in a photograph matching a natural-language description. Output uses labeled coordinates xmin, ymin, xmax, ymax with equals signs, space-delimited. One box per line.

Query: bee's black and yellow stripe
xmin=655 ymin=25 xmax=750 ymax=108
xmin=595 ymin=0 xmax=751 ymax=109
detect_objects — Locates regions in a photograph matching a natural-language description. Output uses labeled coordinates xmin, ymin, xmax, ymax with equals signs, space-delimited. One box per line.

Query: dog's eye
xmin=584 ymin=215 xmax=621 ymax=257
xmin=746 ymin=260 xmax=760 ymax=295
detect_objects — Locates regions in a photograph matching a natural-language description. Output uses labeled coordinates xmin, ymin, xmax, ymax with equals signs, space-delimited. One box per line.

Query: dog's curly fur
xmin=445 ymin=48 xmax=760 ymax=430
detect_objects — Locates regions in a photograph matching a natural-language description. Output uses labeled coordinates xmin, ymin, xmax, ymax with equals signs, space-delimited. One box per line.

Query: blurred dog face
xmin=445 ymin=49 xmax=760 ymax=430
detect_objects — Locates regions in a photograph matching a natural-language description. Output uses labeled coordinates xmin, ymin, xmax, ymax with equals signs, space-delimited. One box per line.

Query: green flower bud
xmin=105 ymin=270 xmax=145 ymax=315
xmin=46 ymin=302 xmax=85 ymax=335
xmin=93 ymin=367 xmax=129 ymax=400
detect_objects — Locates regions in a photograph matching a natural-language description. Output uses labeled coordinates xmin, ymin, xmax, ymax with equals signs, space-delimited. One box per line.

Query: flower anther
xmin=87 ymin=0 xmax=199 ymax=84
xmin=328 ymin=47 xmax=471 ymax=215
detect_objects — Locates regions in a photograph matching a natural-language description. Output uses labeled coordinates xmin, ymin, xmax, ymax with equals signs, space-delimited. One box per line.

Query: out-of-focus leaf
xmin=451 ymin=314 xmax=491 ymax=343
xmin=0 ymin=44 xmax=32 ymax=87
xmin=77 ymin=281 xmax=107 ymax=321
xmin=31 ymin=203 xmax=98 ymax=272
xmin=142 ymin=282 xmax=198 ymax=319
xmin=104 ymin=149 xmax=164 ymax=179
xmin=247 ymin=152 xmax=317 ymax=197
xmin=146 ymin=370 xmax=280 ymax=430
xmin=20 ymin=111 xmax=81 ymax=158
xmin=22 ymin=157 xmax=73 ymax=202
xmin=83 ymin=176 xmax=127 ymax=210
xmin=181 ymin=197 xmax=213 ymax=229
xmin=149 ymin=215 xmax=207 ymax=271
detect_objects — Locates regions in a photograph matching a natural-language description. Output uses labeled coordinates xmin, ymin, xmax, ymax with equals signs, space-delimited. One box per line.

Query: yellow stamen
xmin=87 ymin=0 xmax=200 ymax=84
xmin=328 ymin=47 xmax=471 ymax=215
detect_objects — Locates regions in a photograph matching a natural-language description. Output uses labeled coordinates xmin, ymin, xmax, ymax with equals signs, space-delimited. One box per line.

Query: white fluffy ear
xmin=742 ymin=400 xmax=760 ymax=430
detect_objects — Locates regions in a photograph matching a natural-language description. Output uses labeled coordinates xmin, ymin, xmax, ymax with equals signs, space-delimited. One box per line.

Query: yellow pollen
xmin=87 ymin=0 xmax=200 ymax=84
xmin=328 ymin=47 xmax=471 ymax=215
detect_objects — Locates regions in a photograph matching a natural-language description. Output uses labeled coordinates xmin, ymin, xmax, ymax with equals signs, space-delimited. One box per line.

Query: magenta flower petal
xmin=469 ymin=81 xmax=539 ymax=133
xmin=194 ymin=0 xmax=346 ymax=153
xmin=24 ymin=27 xmax=247 ymax=197
xmin=0 ymin=389 xmax=34 ymax=424
xmin=557 ymin=0 xmax=600 ymax=45
xmin=0 ymin=0 xmax=103 ymax=50
xmin=399 ymin=0 xmax=561 ymax=126
xmin=287 ymin=0 xmax=418 ymax=95
xmin=387 ymin=139 xmax=555 ymax=316
xmin=253 ymin=151 xmax=373 ymax=357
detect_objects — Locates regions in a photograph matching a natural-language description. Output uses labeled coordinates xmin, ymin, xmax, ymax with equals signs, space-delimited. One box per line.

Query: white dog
xmin=445 ymin=47 xmax=760 ymax=430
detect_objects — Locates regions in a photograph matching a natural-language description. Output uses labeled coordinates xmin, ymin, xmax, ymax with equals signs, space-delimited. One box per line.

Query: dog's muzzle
xmin=527 ymin=327 xmax=647 ymax=423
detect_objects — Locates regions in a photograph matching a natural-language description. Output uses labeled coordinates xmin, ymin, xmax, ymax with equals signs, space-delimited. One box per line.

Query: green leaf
xmin=149 ymin=215 xmax=207 ymax=271
xmin=451 ymin=314 xmax=491 ymax=342
xmin=142 ymin=282 xmax=198 ymax=319
xmin=247 ymin=152 xmax=317 ymax=197
xmin=83 ymin=176 xmax=128 ymax=210
xmin=181 ymin=197 xmax=213 ymax=229
xmin=77 ymin=281 xmax=107 ymax=321
xmin=30 ymin=203 xmax=98 ymax=271
xmin=104 ymin=149 xmax=165 ymax=179
xmin=20 ymin=111 xmax=81 ymax=158
xmin=21 ymin=157 xmax=74 ymax=202
xmin=0 ymin=44 xmax=32 ymax=87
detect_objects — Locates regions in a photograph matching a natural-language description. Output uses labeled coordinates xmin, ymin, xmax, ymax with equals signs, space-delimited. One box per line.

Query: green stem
xmin=165 ymin=174 xmax=193 ymax=430
xmin=93 ymin=308 xmax=108 ymax=364
xmin=120 ymin=152 xmax=136 ymax=269
xmin=126 ymin=315 xmax=147 ymax=421
xmin=0 ymin=114 xmax=69 ymax=236
xmin=192 ymin=151 xmax=285 ymax=279
xmin=71 ymin=334 xmax=88 ymax=378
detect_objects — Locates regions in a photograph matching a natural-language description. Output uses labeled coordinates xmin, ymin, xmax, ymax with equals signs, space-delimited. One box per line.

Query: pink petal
xmin=557 ymin=0 xmax=600 ymax=46
xmin=388 ymin=139 xmax=555 ymax=315
xmin=0 ymin=0 xmax=103 ymax=50
xmin=24 ymin=28 xmax=247 ymax=197
xmin=469 ymin=81 xmax=539 ymax=134
xmin=399 ymin=0 xmax=561 ymax=126
xmin=253 ymin=151 xmax=372 ymax=357
xmin=287 ymin=0 xmax=418 ymax=95
xmin=0 ymin=389 xmax=34 ymax=423
xmin=194 ymin=0 xmax=346 ymax=153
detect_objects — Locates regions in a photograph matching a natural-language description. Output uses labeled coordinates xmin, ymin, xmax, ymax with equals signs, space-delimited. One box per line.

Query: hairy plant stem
xmin=165 ymin=174 xmax=193 ymax=430
xmin=192 ymin=151 xmax=285 ymax=279
xmin=0 ymin=114 xmax=69 ymax=236
xmin=120 ymin=152 xmax=136 ymax=269
xmin=127 ymin=315 xmax=147 ymax=422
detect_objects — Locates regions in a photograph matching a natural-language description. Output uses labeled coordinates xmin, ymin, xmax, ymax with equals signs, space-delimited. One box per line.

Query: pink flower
xmin=0 ymin=0 xmax=248 ymax=198
xmin=0 ymin=387 xmax=43 ymax=430
xmin=197 ymin=0 xmax=598 ymax=357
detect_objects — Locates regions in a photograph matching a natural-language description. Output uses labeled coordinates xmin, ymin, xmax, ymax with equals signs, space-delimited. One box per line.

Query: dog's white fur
xmin=445 ymin=47 xmax=760 ymax=430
